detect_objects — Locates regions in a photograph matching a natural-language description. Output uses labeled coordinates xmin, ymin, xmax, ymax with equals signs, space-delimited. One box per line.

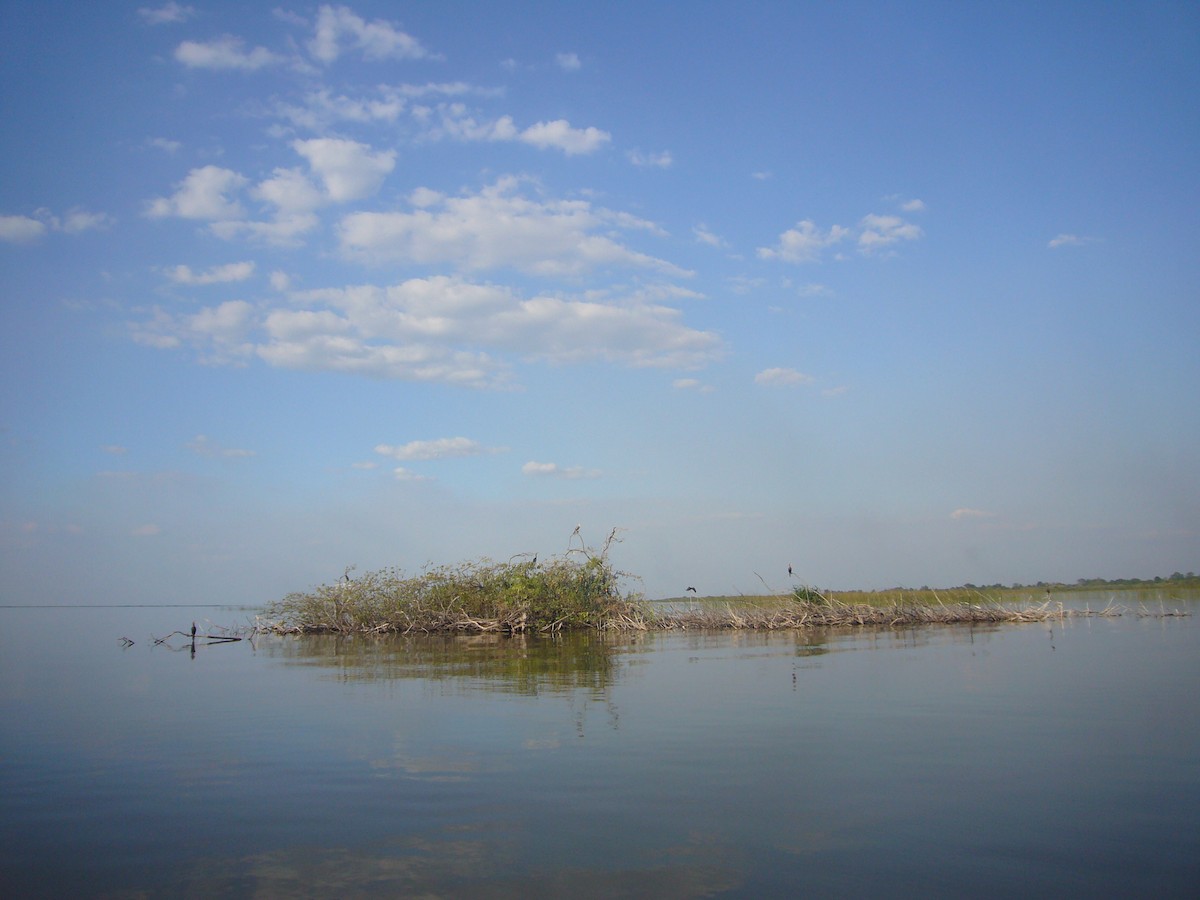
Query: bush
xmin=262 ymin=530 xmax=647 ymax=634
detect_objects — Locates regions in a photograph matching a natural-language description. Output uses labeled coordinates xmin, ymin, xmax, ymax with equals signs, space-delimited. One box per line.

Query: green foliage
xmin=791 ymin=584 xmax=830 ymax=605
xmin=263 ymin=530 xmax=647 ymax=634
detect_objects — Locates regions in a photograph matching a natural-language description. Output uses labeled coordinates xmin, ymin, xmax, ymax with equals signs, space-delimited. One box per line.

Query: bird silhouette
xmin=686 ymin=586 xmax=697 ymax=593
xmin=788 ymin=565 xmax=794 ymax=577
xmin=191 ymin=622 xmax=197 ymax=639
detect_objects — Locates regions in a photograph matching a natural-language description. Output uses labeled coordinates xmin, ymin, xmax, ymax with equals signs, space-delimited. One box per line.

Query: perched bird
xmin=191 ymin=622 xmax=197 ymax=639
xmin=788 ymin=565 xmax=794 ymax=577
xmin=686 ymin=586 xmax=697 ymax=593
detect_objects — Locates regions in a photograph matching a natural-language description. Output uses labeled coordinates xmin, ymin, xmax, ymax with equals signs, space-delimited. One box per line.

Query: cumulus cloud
xmin=166 ymin=261 xmax=255 ymax=285
xmin=131 ymin=274 xmax=722 ymax=387
xmin=754 ymin=367 xmax=814 ymax=386
xmin=857 ymin=213 xmax=923 ymax=254
xmin=0 ymin=214 xmax=49 ymax=243
xmin=175 ymin=36 xmax=282 ymax=71
xmin=375 ymin=437 xmax=490 ymax=461
xmin=147 ymin=166 xmax=248 ymax=220
xmin=431 ymin=105 xmax=610 ymax=155
xmin=522 ymin=461 xmax=601 ymax=479
xmin=338 ymin=177 xmax=684 ymax=276
xmin=757 ymin=220 xmax=850 ymax=263
xmin=292 ymin=137 xmax=395 ymax=202
xmin=309 ymin=4 xmax=432 ymax=63
xmin=138 ymin=2 xmax=194 ymax=25
xmin=759 ymin=211 xmax=923 ymax=262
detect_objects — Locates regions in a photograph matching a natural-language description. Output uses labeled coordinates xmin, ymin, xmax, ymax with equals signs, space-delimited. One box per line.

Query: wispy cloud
xmin=186 ymin=435 xmax=255 ymax=458
xmin=175 ymin=36 xmax=283 ymax=71
xmin=522 ymin=461 xmax=602 ymax=479
xmin=0 ymin=208 xmax=113 ymax=242
xmin=1048 ymin=233 xmax=1100 ymax=249
xmin=629 ymin=149 xmax=673 ymax=168
xmin=375 ymin=437 xmax=495 ymax=461
xmin=950 ymin=507 xmax=995 ymax=520
xmin=138 ymin=2 xmax=194 ymax=25
xmin=338 ymin=177 xmax=683 ymax=276
xmin=757 ymin=220 xmax=850 ymax=263
xmin=165 ymin=261 xmax=255 ymax=285
xmin=555 ymin=51 xmax=581 ymax=71
xmin=309 ymin=4 xmax=434 ymax=64
xmin=754 ymin=367 xmax=814 ymax=386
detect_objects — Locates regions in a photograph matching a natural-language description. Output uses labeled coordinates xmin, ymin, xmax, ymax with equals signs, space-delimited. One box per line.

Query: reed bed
xmin=257 ymin=534 xmax=1186 ymax=636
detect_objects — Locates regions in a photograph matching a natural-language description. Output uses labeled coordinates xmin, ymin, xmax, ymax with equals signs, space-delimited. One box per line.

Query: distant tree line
xmin=956 ymin=572 xmax=1199 ymax=592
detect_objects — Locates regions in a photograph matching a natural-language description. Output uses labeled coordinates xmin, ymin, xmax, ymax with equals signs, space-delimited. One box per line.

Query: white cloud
xmin=518 ymin=119 xmax=610 ymax=155
xmin=0 ymin=214 xmax=48 ymax=243
xmin=165 ymin=261 xmax=256 ymax=285
xmin=147 ymin=166 xmax=248 ymax=220
xmin=338 ymin=177 xmax=685 ymax=276
xmin=522 ymin=461 xmax=601 ymax=479
xmin=309 ymin=4 xmax=432 ymax=64
xmin=392 ymin=467 xmax=432 ymax=481
xmin=269 ymin=270 xmax=291 ymax=291
xmin=758 ymin=212 xmax=923 ymax=262
xmin=209 ymin=213 xmax=319 ymax=247
xmin=693 ymin=224 xmax=725 ymax=247
xmin=1 ymin=208 xmax=112 ymax=241
xmin=292 ymin=138 xmax=396 ymax=202
xmin=556 ymin=52 xmax=581 ymax=71
xmin=138 ymin=2 xmax=194 ymax=25
xmin=132 ymin=274 xmax=722 ymax=387
xmin=132 ymin=300 xmax=257 ymax=363
xmin=950 ymin=508 xmax=995 ymax=520
xmin=858 ymin=213 xmax=923 ymax=253
xmin=175 ymin=36 xmax=282 ymax=71
xmin=754 ymin=367 xmax=814 ymax=386
xmin=429 ymin=105 xmax=610 ymax=155
xmin=1048 ymin=233 xmax=1100 ymax=249
xmin=757 ymin=220 xmax=850 ymax=263
xmin=901 ymin=198 xmax=926 ymax=212
xmin=186 ymin=434 xmax=255 ymax=458
xmin=375 ymin=437 xmax=488 ymax=461
xmin=629 ymin=149 xmax=673 ymax=168
xmin=60 ymin=209 xmax=114 ymax=233
xmin=148 ymin=137 xmax=181 ymax=153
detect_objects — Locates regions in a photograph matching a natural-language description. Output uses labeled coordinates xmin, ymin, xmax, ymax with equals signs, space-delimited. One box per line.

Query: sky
xmin=1 ymin=1 xmax=1197 ymax=605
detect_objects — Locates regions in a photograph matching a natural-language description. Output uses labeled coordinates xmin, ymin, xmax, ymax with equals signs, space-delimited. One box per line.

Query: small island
xmin=258 ymin=532 xmax=1194 ymax=636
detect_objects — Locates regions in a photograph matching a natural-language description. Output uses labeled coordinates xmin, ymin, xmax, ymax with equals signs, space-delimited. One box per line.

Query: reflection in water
xmin=0 ymin=596 xmax=1196 ymax=898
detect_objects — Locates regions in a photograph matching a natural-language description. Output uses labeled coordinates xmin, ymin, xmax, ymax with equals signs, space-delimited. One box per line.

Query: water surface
xmin=1 ymin=595 xmax=1196 ymax=897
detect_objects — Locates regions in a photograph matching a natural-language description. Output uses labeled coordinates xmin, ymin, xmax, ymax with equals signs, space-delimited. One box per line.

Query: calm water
xmin=1 ymin=594 xmax=1197 ymax=898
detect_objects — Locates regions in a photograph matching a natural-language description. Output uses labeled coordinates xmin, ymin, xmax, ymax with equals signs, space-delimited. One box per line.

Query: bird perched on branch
xmin=191 ymin=622 xmax=197 ymax=639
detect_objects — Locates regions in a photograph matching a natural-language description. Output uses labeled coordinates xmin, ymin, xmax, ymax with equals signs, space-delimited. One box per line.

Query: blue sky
xmin=2 ymin=1 xmax=1197 ymax=605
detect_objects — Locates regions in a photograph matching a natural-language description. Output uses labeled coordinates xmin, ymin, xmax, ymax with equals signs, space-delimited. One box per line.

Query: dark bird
xmin=788 ymin=565 xmax=794 ymax=577
xmin=686 ymin=586 xmax=697 ymax=593
xmin=191 ymin=621 xmax=197 ymax=639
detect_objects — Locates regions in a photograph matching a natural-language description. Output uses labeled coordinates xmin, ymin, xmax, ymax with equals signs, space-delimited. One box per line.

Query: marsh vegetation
xmin=259 ymin=531 xmax=1187 ymax=636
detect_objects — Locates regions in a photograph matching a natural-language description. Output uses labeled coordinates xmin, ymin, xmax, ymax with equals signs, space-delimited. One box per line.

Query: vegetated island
xmin=257 ymin=531 xmax=1194 ymax=636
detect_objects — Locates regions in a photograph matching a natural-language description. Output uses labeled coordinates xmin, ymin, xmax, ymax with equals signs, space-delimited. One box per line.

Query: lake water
xmin=1 ymin=593 xmax=1197 ymax=898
